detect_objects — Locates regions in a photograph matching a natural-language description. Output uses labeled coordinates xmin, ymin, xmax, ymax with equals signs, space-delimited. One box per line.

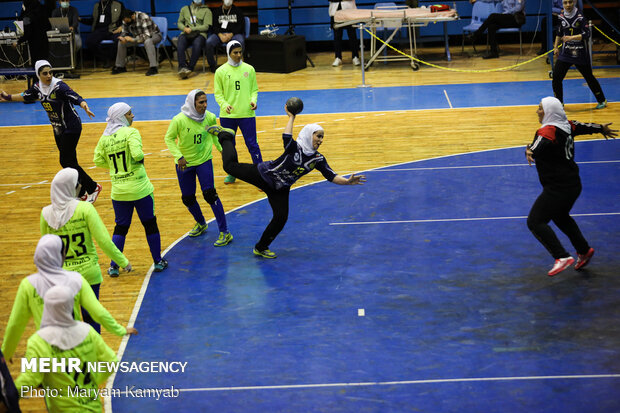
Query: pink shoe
xmin=574 ymin=248 xmax=594 ymax=270
xmin=548 ymin=256 xmax=575 ymax=276
xmin=85 ymin=184 xmax=102 ymax=204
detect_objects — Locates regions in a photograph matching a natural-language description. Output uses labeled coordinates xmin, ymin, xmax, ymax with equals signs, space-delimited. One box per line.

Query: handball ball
xmin=286 ymin=97 xmax=304 ymax=115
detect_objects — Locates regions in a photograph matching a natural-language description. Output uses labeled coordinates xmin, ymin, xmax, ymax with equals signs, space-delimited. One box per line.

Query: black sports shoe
xmin=146 ymin=67 xmax=158 ymax=76
xmin=111 ymin=66 xmax=127 ymax=74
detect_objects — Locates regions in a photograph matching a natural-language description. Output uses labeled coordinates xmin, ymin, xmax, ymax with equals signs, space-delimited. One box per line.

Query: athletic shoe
xmin=111 ymin=66 xmax=127 ymax=74
xmin=224 ymin=175 xmax=236 ymax=184
xmin=332 ymin=57 xmax=342 ymax=67
xmin=206 ymin=125 xmax=235 ymax=136
xmin=146 ymin=67 xmax=158 ymax=76
xmin=179 ymin=67 xmax=191 ymax=79
xmin=214 ymin=231 xmax=233 ymax=247
xmin=85 ymin=184 xmax=102 ymax=204
xmin=253 ymin=247 xmax=277 ymax=259
xmin=352 ymin=56 xmax=361 ymax=66
xmin=594 ymin=100 xmax=607 ymax=110
xmin=189 ymin=222 xmax=208 ymax=237
xmin=548 ymin=256 xmax=575 ymax=276
xmin=107 ymin=266 xmax=120 ymax=277
xmin=575 ymin=248 xmax=594 ymax=270
xmin=153 ymin=258 xmax=168 ymax=272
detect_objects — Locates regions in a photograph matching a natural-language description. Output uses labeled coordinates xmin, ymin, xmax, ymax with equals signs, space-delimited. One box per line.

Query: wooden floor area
xmin=0 ymin=47 xmax=617 ymax=412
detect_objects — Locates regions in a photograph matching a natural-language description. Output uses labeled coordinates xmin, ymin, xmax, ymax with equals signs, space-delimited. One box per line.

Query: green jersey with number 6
xmin=93 ymin=126 xmax=155 ymax=201
xmin=214 ymin=61 xmax=259 ymax=119
xmin=164 ymin=110 xmax=221 ymax=166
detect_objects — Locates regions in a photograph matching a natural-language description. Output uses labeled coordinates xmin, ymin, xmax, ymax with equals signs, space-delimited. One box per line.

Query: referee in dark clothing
xmin=526 ymin=97 xmax=616 ymax=276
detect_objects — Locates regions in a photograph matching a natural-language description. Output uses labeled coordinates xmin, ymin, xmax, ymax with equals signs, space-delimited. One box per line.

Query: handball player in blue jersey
xmin=209 ymin=104 xmax=366 ymax=259
xmin=0 ymin=60 xmax=102 ymax=202
xmin=552 ymin=0 xmax=607 ymax=109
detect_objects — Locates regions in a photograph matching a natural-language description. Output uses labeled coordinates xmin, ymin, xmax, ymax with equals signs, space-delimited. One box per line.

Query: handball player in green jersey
xmin=164 ymin=89 xmax=233 ymax=246
xmin=2 ymin=234 xmax=136 ymax=363
xmin=94 ymin=103 xmax=168 ymax=274
xmin=15 ymin=285 xmax=119 ymax=413
xmin=40 ymin=168 xmax=132 ymax=333
xmin=214 ymin=40 xmax=261 ymax=185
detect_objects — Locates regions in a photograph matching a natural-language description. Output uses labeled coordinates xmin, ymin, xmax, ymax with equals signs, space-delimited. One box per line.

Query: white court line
xmin=168 ymin=373 xmax=620 ymax=393
xmin=443 ymin=89 xmax=453 ymax=109
xmin=372 ymin=159 xmax=620 ymax=172
xmin=4 ymin=103 xmax=619 ymax=129
xmin=6 ymin=191 xmax=15 ymax=195
xmin=21 ymin=185 xmax=30 ymax=189
xmin=330 ymin=212 xmax=620 ymax=226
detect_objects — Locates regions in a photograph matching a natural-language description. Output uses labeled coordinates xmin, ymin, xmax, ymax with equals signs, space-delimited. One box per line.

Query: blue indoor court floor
xmin=109 ymin=139 xmax=620 ymax=412
xmin=3 ymin=73 xmax=618 ymax=411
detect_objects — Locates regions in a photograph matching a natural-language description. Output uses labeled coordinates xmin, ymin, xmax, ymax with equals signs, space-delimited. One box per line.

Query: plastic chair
xmin=494 ymin=2 xmax=523 ymax=55
xmin=132 ymin=16 xmax=174 ymax=70
xmin=461 ymin=1 xmax=496 ymax=52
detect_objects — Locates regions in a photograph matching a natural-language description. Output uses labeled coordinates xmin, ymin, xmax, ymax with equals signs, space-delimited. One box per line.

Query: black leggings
xmin=527 ymin=187 xmax=590 ymax=260
xmin=552 ymin=59 xmax=606 ymax=104
xmin=220 ymin=137 xmax=290 ymax=251
xmin=54 ymin=129 xmax=97 ymax=195
xmin=331 ymin=17 xmax=359 ymax=59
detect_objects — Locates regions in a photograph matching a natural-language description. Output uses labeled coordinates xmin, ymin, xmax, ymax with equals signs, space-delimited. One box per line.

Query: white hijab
xmin=104 ymin=102 xmax=132 ymax=136
xmin=38 ymin=285 xmax=90 ymax=350
xmin=541 ymin=96 xmax=571 ymax=134
xmin=41 ymin=168 xmax=80 ymax=230
xmin=26 ymin=234 xmax=83 ymax=302
xmin=226 ymin=40 xmax=242 ymax=67
xmin=181 ymin=89 xmax=206 ymax=122
xmin=296 ymin=124 xmax=323 ymax=156
xmin=35 ymin=60 xmax=61 ymax=97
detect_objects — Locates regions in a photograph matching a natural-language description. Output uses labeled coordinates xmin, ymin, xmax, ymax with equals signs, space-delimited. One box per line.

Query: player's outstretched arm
xmin=332 ymin=173 xmax=366 ymax=185
xmin=0 ymin=91 xmax=24 ymax=102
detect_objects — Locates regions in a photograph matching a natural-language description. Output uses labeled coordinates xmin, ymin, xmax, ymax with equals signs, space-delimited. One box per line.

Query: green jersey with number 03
xmin=164 ymin=110 xmax=221 ymax=166
xmin=40 ymin=202 xmax=129 ymax=285
xmin=93 ymin=126 xmax=155 ymax=201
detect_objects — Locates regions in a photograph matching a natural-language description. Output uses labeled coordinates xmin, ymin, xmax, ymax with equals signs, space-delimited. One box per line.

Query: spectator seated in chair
xmin=206 ymin=0 xmax=246 ymax=73
xmin=468 ymin=0 xmax=526 ymax=59
xmin=83 ymin=0 xmax=124 ymax=69
xmin=177 ymin=0 xmax=213 ymax=79
xmin=112 ymin=9 xmax=162 ymax=76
